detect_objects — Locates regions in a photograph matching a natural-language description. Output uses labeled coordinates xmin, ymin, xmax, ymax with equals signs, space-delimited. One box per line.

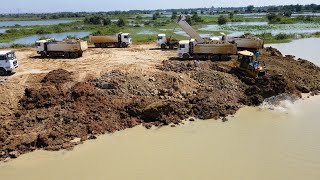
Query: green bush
xmin=218 ymin=15 xmax=228 ymax=25
xmin=275 ymin=33 xmax=290 ymax=40
xmin=117 ymin=18 xmax=126 ymax=27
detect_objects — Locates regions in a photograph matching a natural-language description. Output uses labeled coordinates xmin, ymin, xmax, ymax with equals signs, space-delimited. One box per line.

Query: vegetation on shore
xmin=0 ymin=4 xmax=319 ymax=47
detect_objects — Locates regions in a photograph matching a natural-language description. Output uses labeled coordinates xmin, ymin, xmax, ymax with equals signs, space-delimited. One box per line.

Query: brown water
xmin=0 ymin=96 xmax=320 ymax=180
xmin=267 ymin=38 xmax=320 ymax=66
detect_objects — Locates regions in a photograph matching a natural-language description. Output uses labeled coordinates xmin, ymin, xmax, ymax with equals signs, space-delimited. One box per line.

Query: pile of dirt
xmin=41 ymin=69 xmax=73 ymax=85
xmin=1 ymin=47 xmax=320 ymax=162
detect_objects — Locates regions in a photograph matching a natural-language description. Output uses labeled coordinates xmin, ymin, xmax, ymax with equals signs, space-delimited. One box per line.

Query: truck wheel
xmin=70 ymin=52 xmax=77 ymax=59
xmin=95 ymin=43 xmax=100 ymax=48
xmin=64 ymin=52 xmax=70 ymax=59
xmin=182 ymin=54 xmax=189 ymax=60
xmin=193 ymin=55 xmax=199 ymax=60
xmin=0 ymin=68 xmax=7 ymax=76
xmin=49 ymin=52 xmax=55 ymax=58
xmin=40 ymin=52 xmax=46 ymax=58
xmin=221 ymin=55 xmax=229 ymax=61
xmin=101 ymin=43 xmax=106 ymax=48
xmin=211 ymin=55 xmax=220 ymax=61
xmin=169 ymin=44 xmax=174 ymax=49
xmin=161 ymin=44 xmax=166 ymax=49
xmin=121 ymin=42 xmax=127 ymax=48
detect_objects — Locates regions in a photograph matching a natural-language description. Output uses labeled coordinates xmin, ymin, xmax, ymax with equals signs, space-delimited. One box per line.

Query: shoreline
xmin=0 ymin=45 xmax=319 ymax=162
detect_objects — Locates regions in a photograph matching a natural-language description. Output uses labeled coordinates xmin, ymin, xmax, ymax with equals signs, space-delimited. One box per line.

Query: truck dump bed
xmin=89 ymin=35 xmax=118 ymax=43
xmin=228 ymin=37 xmax=264 ymax=50
xmin=193 ymin=43 xmax=237 ymax=55
xmin=47 ymin=40 xmax=88 ymax=52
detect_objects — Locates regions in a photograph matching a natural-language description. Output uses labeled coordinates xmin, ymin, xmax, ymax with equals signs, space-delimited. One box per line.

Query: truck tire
xmin=182 ymin=54 xmax=189 ymax=60
xmin=211 ymin=55 xmax=220 ymax=61
xmin=193 ymin=55 xmax=199 ymax=60
xmin=40 ymin=52 xmax=46 ymax=58
xmin=70 ymin=52 xmax=78 ymax=59
xmin=49 ymin=52 xmax=55 ymax=58
xmin=0 ymin=68 xmax=7 ymax=76
xmin=64 ymin=52 xmax=70 ymax=59
xmin=101 ymin=43 xmax=106 ymax=48
xmin=95 ymin=43 xmax=101 ymax=48
xmin=221 ymin=55 xmax=229 ymax=61
xmin=121 ymin=42 xmax=127 ymax=48
xmin=161 ymin=44 xmax=166 ymax=49
xmin=169 ymin=44 xmax=174 ymax=49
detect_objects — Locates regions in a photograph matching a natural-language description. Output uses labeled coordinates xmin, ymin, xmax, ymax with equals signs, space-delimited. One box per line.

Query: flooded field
xmin=200 ymin=23 xmax=320 ymax=36
xmin=0 ymin=20 xmax=79 ymax=27
xmin=0 ymin=31 xmax=91 ymax=47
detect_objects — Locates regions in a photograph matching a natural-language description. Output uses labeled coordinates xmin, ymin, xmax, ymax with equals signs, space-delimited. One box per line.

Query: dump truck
xmin=0 ymin=50 xmax=18 ymax=76
xmin=89 ymin=33 xmax=132 ymax=48
xmin=157 ymin=34 xmax=179 ymax=49
xmin=35 ymin=39 xmax=88 ymax=58
xmin=177 ymin=15 xmax=237 ymax=60
xmin=235 ymin=50 xmax=267 ymax=78
xmin=227 ymin=35 xmax=264 ymax=52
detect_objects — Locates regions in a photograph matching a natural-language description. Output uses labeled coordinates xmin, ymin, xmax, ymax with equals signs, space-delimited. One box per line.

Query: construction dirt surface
xmin=0 ymin=44 xmax=319 ymax=161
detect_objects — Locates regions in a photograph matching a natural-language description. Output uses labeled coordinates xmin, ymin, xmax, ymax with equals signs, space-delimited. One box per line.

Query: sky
xmin=0 ymin=0 xmax=319 ymax=13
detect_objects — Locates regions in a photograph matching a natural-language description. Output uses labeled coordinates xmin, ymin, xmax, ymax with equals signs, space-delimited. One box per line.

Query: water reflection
xmin=0 ymin=32 xmax=91 ymax=47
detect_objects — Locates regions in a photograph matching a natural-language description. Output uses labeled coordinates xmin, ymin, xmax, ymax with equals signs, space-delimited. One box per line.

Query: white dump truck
xmin=177 ymin=15 xmax=237 ymax=61
xmin=0 ymin=50 xmax=18 ymax=76
xmin=157 ymin=34 xmax=179 ymax=49
xmin=89 ymin=33 xmax=132 ymax=48
xmin=35 ymin=39 xmax=88 ymax=58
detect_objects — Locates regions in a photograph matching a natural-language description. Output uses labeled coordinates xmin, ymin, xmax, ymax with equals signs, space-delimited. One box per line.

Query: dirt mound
xmin=265 ymin=47 xmax=283 ymax=57
xmin=41 ymin=69 xmax=73 ymax=85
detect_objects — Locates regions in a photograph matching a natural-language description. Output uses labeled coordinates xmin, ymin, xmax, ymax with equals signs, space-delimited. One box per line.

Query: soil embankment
xmin=0 ymin=45 xmax=319 ymax=161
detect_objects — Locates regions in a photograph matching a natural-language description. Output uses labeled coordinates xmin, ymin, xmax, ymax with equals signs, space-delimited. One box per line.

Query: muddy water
xmin=267 ymin=38 xmax=320 ymax=66
xmin=1 ymin=96 xmax=320 ymax=180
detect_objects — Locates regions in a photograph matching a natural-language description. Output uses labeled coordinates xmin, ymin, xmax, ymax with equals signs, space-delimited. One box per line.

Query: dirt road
xmin=0 ymin=44 xmax=319 ymax=161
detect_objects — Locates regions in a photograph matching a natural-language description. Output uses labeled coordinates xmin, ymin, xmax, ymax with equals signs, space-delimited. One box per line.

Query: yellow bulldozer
xmin=235 ymin=50 xmax=267 ymax=78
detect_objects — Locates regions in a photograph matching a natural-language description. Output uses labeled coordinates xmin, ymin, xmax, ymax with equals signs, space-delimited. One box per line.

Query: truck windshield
xmin=0 ymin=55 xmax=6 ymax=60
xmin=157 ymin=36 xmax=163 ymax=40
xmin=35 ymin=42 xmax=41 ymax=46
xmin=124 ymin=35 xmax=131 ymax=39
xmin=7 ymin=52 xmax=16 ymax=60
xmin=179 ymin=44 xmax=185 ymax=48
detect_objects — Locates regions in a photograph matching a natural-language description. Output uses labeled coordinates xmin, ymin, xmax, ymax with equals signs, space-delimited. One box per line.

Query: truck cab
xmin=178 ymin=40 xmax=190 ymax=59
xmin=119 ymin=33 xmax=132 ymax=47
xmin=157 ymin=34 xmax=167 ymax=47
xmin=0 ymin=50 xmax=18 ymax=76
xmin=35 ymin=39 xmax=54 ymax=56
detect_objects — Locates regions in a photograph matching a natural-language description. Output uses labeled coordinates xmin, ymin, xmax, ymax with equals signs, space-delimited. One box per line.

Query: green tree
xmin=152 ymin=14 xmax=157 ymax=20
xmin=283 ymin=11 xmax=292 ymax=17
xmin=246 ymin=5 xmax=255 ymax=13
xmin=192 ymin=13 xmax=203 ymax=22
xmin=218 ymin=15 xmax=228 ymax=25
xmin=229 ymin=12 xmax=234 ymax=20
xmin=171 ymin=11 xmax=177 ymax=20
xmin=117 ymin=18 xmax=126 ymax=27
xmin=185 ymin=15 xmax=193 ymax=25
xmin=266 ymin=13 xmax=281 ymax=23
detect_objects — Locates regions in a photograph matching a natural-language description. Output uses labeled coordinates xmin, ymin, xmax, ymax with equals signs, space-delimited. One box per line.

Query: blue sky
xmin=1 ymin=0 xmax=319 ymax=13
